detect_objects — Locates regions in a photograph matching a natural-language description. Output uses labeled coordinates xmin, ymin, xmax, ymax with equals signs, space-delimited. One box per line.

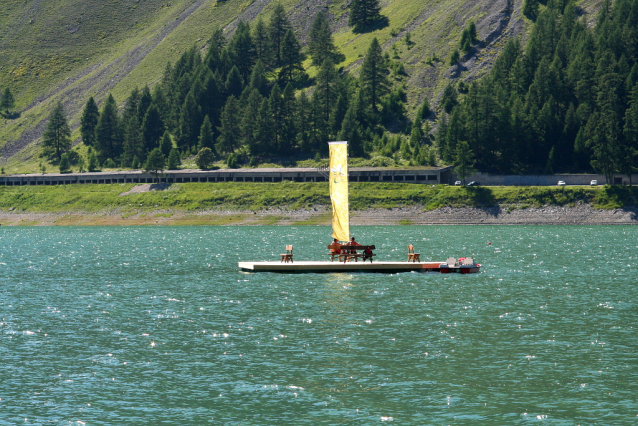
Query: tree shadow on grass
xmin=353 ymin=16 xmax=390 ymax=34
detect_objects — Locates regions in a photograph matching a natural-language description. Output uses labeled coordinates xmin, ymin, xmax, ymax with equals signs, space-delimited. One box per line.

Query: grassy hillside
xmin=1 ymin=182 xmax=636 ymax=216
xmin=0 ymin=0 xmax=602 ymax=173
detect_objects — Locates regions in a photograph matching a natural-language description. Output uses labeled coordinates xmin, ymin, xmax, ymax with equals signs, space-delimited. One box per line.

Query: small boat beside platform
xmin=238 ymin=260 xmax=481 ymax=274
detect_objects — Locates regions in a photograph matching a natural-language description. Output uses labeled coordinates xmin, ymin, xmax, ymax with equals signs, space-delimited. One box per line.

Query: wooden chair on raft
xmin=407 ymin=244 xmax=420 ymax=262
xmin=280 ymin=245 xmax=293 ymax=263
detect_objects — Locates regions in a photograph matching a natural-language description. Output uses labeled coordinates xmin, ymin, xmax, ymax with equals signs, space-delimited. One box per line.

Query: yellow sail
xmin=329 ymin=141 xmax=349 ymax=242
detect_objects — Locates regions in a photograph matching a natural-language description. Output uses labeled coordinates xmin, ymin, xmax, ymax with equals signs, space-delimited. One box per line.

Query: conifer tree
xmin=228 ymin=21 xmax=255 ymax=81
xmin=225 ymin=65 xmax=244 ymax=99
xmin=160 ymin=131 xmax=173 ymax=157
xmin=278 ymin=30 xmax=306 ymax=87
xmin=95 ymin=94 xmax=122 ymax=163
xmin=308 ymin=12 xmax=343 ymax=67
xmin=315 ymin=59 xmax=339 ymax=127
xmin=349 ymin=0 xmax=382 ymax=32
xmin=0 ymin=87 xmax=15 ymax=115
xmin=268 ymin=3 xmax=291 ymax=67
xmin=167 ymin=148 xmax=181 ymax=170
xmin=138 ymin=86 xmax=153 ymax=125
xmin=177 ymin=92 xmax=201 ymax=152
xmin=198 ymin=115 xmax=215 ymax=151
xmin=80 ymin=97 xmax=99 ymax=147
xmin=453 ymin=140 xmax=476 ymax=185
xmin=249 ymin=60 xmax=269 ymax=96
xmin=121 ymin=115 xmax=144 ymax=167
xmin=623 ymin=84 xmax=638 ymax=185
xmin=254 ymin=98 xmax=275 ymax=155
xmin=216 ymin=96 xmax=241 ymax=154
xmin=41 ymin=101 xmax=72 ymax=161
xmin=59 ymin=153 xmax=71 ymax=173
xmin=252 ymin=17 xmax=270 ymax=66
xmin=360 ymin=38 xmax=390 ymax=114
xmin=269 ymin=84 xmax=284 ymax=154
xmin=280 ymin=83 xmax=297 ymax=153
xmin=241 ymin=89 xmax=263 ymax=154
xmin=142 ymin=104 xmax=165 ymax=152
xmin=296 ymin=91 xmax=311 ymax=153
xmin=338 ymin=103 xmax=364 ymax=157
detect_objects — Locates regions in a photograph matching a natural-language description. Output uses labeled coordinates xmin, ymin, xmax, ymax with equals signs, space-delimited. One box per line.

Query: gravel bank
xmin=1 ymin=205 xmax=636 ymax=226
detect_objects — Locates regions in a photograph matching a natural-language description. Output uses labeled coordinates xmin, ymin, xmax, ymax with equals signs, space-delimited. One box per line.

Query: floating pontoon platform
xmin=238 ymin=261 xmax=480 ymax=274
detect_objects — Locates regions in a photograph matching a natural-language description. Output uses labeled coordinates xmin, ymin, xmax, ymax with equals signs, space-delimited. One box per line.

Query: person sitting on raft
xmin=330 ymin=238 xmax=341 ymax=254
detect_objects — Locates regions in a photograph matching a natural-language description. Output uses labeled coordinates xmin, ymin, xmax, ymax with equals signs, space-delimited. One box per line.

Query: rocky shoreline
xmin=0 ymin=204 xmax=636 ymax=226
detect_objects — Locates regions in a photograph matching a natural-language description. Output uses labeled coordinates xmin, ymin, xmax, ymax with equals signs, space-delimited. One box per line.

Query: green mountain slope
xmin=0 ymin=0 xmax=601 ymax=172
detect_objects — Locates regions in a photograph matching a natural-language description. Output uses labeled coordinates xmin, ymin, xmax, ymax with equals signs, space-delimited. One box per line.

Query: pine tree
xmin=315 ymin=59 xmax=339 ymax=128
xmin=198 ymin=115 xmax=215 ymax=151
xmin=80 ymin=97 xmax=99 ymax=146
xmin=41 ymin=101 xmax=72 ymax=161
xmin=241 ymin=89 xmax=263 ymax=155
xmin=253 ymin=17 xmax=270 ymax=66
xmin=177 ymin=92 xmax=201 ymax=152
xmin=249 ymin=60 xmax=269 ymax=96
xmin=167 ymin=148 xmax=181 ymax=170
xmin=59 ymin=153 xmax=71 ymax=173
xmin=254 ymin=98 xmax=275 ymax=155
xmin=160 ymin=131 xmax=173 ymax=157
xmin=453 ymin=140 xmax=476 ymax=185
xmin=308 ymin=12 xmax=343 ymax=67
xmin=95 ymin=94 xmax=122 ymax=163
xmin=278 ymin=30 xmax=306 ymax=87
xmin=142 ymin=104 xmax=165 ymax=152
xmin=622 ymin=83 xmax=638 ymax=185
xmin=360 ymin=38 xmax=390 ymax=113
xmin=280 ymin=83 xmax=297 ymax=153
xmin=228 ymin=21 xmax=255 ymax=82
xmin=0 ymin=87 xmax=15 ymax=115
xmin=216 ymin=96 xmax=241 ymax=154
xmin=225 ymin=65 xmax=244 ymax=99
xmin=349 ymin=0 xmax=382 ymax=32
xmin=121 ymin=115 xmax=144 ymax=167
xmin=268 ymin=3 xmax=291 ymax=67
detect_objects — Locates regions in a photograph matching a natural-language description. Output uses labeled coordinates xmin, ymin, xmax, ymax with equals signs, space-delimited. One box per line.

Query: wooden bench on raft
xmin=328 ymin=243 xmax=376 ymax=263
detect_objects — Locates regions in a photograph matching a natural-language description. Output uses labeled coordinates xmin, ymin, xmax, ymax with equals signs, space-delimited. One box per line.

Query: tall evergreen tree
xmin=41 ymin=101 xmax=71 ymax=161
xmin=252 ymin=17 xmax=271 ymax=66
xmin=268 ymin=3 xmax=291 ymax=67
xmin=360 ymin=38 xmax=390 ymax=114
xmin=216 ymin=96 xmax=241 ymax=154
xmin=254 ymin=97 xmax=275 ymax=155
xmin=315 ymin=59 xmax=339 ymax=128
xmin=453 ymin=140 xmax=477 ymax=185
xmin=80 ymin=97 xmax=99 ymax=147
xmin=242 ymin=89 xmax=263 ymax=154
xmin=198 ymin=115 xmax=215 ymax=151
xmin=308 ymin=12 xmax=343 ymax=67
xmin=142 ymin=104 xmax=165 ymax=152
xmin=0 ymin=87 xmax=15 ymax=115
xmin=228 ymin=21 xmax=255 ymax=82
xmin=280 ymin=83 xmax=297 ymax=153
xmin=349 ymin=0 xmax=382 ymax=31
xmin=177 ymin=92 xmax=201 ymax=152
xmin=278 ymin=30 xmax=306 ymax=87
xmin=623 ymin=84 xmax=638 ymax=184
xmin=95 ymin=94 xmax=122 ymax=163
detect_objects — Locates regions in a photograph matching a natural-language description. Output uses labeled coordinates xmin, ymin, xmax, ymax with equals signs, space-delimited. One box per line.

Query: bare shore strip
xmin=1 ymin=204 xmax=636 ymax=226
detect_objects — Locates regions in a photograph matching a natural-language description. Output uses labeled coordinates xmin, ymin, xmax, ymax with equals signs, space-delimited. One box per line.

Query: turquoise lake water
xmin=1 ymin=225 xmax=637 ymax=425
